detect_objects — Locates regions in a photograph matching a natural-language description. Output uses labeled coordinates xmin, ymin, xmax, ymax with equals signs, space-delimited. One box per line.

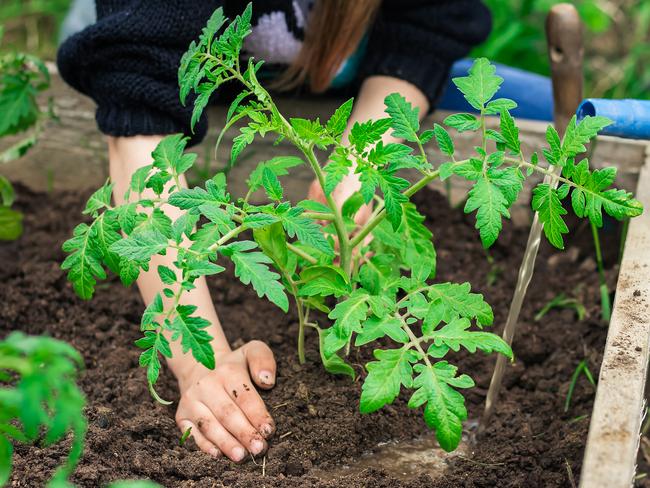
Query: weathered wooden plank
xmin=580 ymin=146 xmax=650 ymax=488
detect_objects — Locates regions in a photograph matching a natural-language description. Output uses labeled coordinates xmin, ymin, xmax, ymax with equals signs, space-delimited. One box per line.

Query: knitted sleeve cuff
xmin=95 ymin=104 xmax=208 ymax=147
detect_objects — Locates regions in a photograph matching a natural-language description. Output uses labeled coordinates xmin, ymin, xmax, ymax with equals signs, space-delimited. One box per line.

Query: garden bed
xmin=0 ymin=184 xmax=620 ymax=487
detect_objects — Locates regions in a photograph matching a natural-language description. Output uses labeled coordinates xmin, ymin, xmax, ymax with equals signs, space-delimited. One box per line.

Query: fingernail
xmin=232 ymin=447 xmax=246 ymax=462
xmin=261 ymin=423 xmax=274 ymax=437
xmin=209 ymin=447 xmax=221 ymax=459
xmin=259 ymin=370 xmax=274 ymax=386
xmin=250 ymin=439 xmax=265 ymax=455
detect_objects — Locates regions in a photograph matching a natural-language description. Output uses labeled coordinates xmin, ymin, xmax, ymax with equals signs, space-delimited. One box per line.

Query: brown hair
xmin=273 ymin=0 xmax=382 ymax=93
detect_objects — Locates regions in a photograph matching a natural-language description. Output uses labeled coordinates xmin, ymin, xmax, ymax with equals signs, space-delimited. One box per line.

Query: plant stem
xmin=350 ymin=169 xmax=441 ymax=249
xmin=590 ymin=220 xmax=611 ymax=321
xmin=286 ymin=242 xmax=318 ymax=264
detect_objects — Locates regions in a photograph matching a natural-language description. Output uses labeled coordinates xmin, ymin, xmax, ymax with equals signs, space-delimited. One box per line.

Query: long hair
xmin=273 ymin=0 xmax=382 ymax=93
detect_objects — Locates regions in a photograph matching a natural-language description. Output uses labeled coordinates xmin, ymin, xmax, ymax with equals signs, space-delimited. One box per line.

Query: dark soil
xmin=0 ymin=185 xmax=620 ymax=487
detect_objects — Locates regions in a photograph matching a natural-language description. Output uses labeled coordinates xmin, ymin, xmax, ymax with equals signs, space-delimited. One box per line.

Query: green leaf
xmin=384 ymin=93 xmax=420 ymax=142
xmin=261 ymin=167 xmax=284 ymax=201
xmin=141 ymin=293 xmax=163 ymax=329
xmin=464 ymin=176 xmax=510 ymax=248
xmin=83 ymin=181 xmax=113 ymax=216
xmin=61 ymin=223 xmax=106 ymax=299
xmin=253 ymin=222 xmax=289 ymax=269
xmin=243 ymin=213 xmax=279 ymax=229
xmin=298 ymin=265 xmax=351 ymax=298
xmin=408 ymin=361 xmax=474 ymax=451
xmin=355 ymin=316 xmax=408 ymax=346
xmin=429 ymin=318 xmax=512 ymax=358
xmin=326 ymin=98 xmax=354 ymax=138
xmin=425 ymin=282 xmax=493 ymax=329
xmin=499 ymin=110 xmax=520 ymax=153
xmin=247 ymin=156 xmax=303 ymax=192
xmin=280 ymin=207 xmax=333 ymax=255
xmin=325 ymin=291 xmax=371 ymax=356
xmin=532 ymin=183 xmax=569 ymax=249
xmin=185 ymin=260 xmax=225 ymax=279
xmin=231 ymin=125 xmax=255 ymax=163
xmin=315 ymin=328 xmax=355 ymax=379
xmin=157 ymin=265 xmax=177 ymax=285
xmin=0 ymin=435 xmax=13 ymax=486
xmin=222 ymin=241 xmax=289 ymax=312
xmin=0 ymin=206 xmax=23 ymax=241
xmin=452 ymin=58 xmax=503 ymax=110
xmin=290 ymin=118 xmax=331 ymax=148
xmin=443 ymin=113 xmax=481 ymax=132
xmin=360 ymin=347 xmax=419 ymax=413
xmin=349 ymin=118 xmax=392 ymax=152
xmin=110 ymin=230 xmax=168 ymax=261
xmin=378 ymin=171 xmax=409 ymax=230
xmin=323 ymin=147 xmax=352 ymax=194
xmin=485 ymin=98 xmax=517 ymax=115
xmin=433 ymin=124 xmax=454 ymax=156
xmin=169 ymin=305 xmax=215 ymax=369
xmin=129 ymin=165 xmax=153 ymax=194
xmin=562 ymin=115 xmax=612 ymax=158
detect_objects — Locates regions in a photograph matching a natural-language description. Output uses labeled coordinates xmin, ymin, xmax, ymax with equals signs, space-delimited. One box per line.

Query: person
xmin=57 ymin=0 xmax=492 ymax=463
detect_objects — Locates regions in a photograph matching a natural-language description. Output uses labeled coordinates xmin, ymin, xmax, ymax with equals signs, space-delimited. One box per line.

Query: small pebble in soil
xmin=634 ymin=289 xmax=641 ymax=297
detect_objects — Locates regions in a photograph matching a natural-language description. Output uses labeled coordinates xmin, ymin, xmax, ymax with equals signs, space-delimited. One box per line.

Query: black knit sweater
xmin=57 ymin=0 xmax=492 ymax=145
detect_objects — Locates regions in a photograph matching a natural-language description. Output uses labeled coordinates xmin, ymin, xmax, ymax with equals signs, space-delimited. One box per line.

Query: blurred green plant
xmin=0 ymin=26 xmax=55 ymax=240
xmin=0 ymin=0 xmax=71 ymax=58
xmin=476 ymin=0 xmax=649 ymax=100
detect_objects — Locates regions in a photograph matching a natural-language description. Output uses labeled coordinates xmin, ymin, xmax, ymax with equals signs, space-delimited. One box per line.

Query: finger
xmin=242 ymin=340 xmax=276 ymax=389
xmin=204 ymin=386 xmax=268 ymax=457
xmin=228 ymin=377 xmax=275 ymax=439
xmin=177 ymin=418 xmax=221 ymax=459
xmin=191 ymin=403 xmax=249 ymax=463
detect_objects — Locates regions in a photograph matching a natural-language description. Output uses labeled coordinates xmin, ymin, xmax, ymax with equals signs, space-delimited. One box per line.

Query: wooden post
xmin=579 ymin=147 xmax=650 ymax=487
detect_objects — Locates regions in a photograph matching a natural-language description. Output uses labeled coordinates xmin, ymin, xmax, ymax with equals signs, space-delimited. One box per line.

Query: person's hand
xmin=175 ymin=340 xmax=276 ymax=462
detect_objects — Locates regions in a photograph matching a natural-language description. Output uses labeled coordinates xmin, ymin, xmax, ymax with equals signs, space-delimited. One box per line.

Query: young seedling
xmin=564 ymin=359 xmax=596 ymax=412
xmin=535 ymin=293 xmax=587 ymax=322
xmin=62 ymin=5 xmax=643 ymax=451
xmin=0 ymin=25 xmax=55 ymax=240
xmin=590 ymin=221 xmax=611 ymax=321
xmin=0 ymin=332 xmax=86 ymax=487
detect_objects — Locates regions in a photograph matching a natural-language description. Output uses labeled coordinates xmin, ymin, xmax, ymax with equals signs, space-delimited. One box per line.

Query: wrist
xmin=169 ymin=343 xmax=232 ymax=391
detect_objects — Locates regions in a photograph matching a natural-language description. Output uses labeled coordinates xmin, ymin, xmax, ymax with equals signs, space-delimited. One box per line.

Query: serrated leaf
xmin=443 ymin=113 xmax=481 ymax=132
xmin=141 ymin=293 xmax=163 ymax=329
xmin=110 ymin=230 xmax=168 ymax=261
xmin=408 ymin=361 xmax=473 ymax=451
xmin=452 ymin=58 xmax=503 ymax=110
xmin=222 ymin=241 xmax=289 ymax=312
xmin=378 ymin=170 xmax=409 ymax=230
xmin=355 ymin=316 xmax=408 ymax=346
xmin=326 ymin=98 xmax=354 ymax=137
xmin=464 ymin=176 xmax=510 ymax=248
xmin=562 ymin=115 xmax=611 ymax=158
xmin=325 ymin=291 xmax=371 ymax=356
xmin=247 ymin=156 xmax=303 ymax=192
xmin=280 ymin=207 xmax=333 ymax=255
xmin=433 ymin=124 xmax=454 ymax=156
xmin=157 ymin=265 xmax=177 ymax=285
xmin=349 ymin=118 xmax=392 ymax=152
xmin=360 ymin=348 xmax=419 ymax=413
xmin=384 ymin=93 xmax=420 ymax=142
xmin=243 ymin=213 xmax=279 ymax=229
xmin=532 ymin=183 xmax=569 ymax=249
xmin=298 ymin=265 xmax=351 ymax=298
xmin=425 ymin=282 xmax=493 ymax=328
xmin=316 ymin=328 xmax=355 ymax=379
xmin=485 ymin=98 xmax=517 ymax=115
xmin=499 ymin=110 xmax=520 ymax=153
xmin=169 ymin=305 xmax=215 ymax=369
xmin=323 ymin=147 xmax=352 ymax=195
xmin=262 ymin=167 xmax=283 ymax=201
xmin=429 ymin=318 xmax=512 ymax=358
xmin=61 ymin=223 xmax=106 ymax=299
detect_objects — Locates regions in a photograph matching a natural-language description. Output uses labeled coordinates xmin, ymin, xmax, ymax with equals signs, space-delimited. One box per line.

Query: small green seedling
xmin=179 ymin=427 xmax=192 ymax=447
xmin=62 ymin=5 xmax=642 ymax=452
xmin=535 ymin=293 xmax=587 ymax=322
xmin=0 ymin=25 xmax=55 ymax=240
xmin=0 ymin=332 xmax=86 ymax=487
xmin=565 ymin=359 xmax=596 ymax=412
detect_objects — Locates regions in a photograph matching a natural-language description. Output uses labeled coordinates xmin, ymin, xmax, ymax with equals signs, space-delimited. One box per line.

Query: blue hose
xmin=577 ymin=99 xmax=650 ymax=140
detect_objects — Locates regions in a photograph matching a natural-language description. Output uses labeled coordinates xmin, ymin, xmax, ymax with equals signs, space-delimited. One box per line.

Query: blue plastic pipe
xmin=438 ymin=59 xmax=554 ymax=122
xmin=577 ymin=99 xmax=650 ymax=140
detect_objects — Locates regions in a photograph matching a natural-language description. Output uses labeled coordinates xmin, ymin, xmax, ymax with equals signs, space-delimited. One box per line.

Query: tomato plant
xmin=62 ymin=5 xmax=642 ymax=451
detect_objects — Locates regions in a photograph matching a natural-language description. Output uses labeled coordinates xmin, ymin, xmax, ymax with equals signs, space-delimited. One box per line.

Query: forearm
xmin=334 ymin=76 xmax=430 ymax=200
xmin=108 ymin=135 xmax=231 ymax=385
